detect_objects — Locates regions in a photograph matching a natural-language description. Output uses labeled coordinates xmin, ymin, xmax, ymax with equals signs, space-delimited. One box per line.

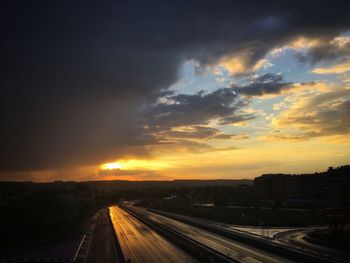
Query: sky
xmin=1 ymin=0 xmax=349 ymax=181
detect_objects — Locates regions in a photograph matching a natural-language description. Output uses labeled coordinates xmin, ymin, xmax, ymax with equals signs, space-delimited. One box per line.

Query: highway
xmin=109 ymin=206 xmax=198 ymax=263
xmin=127 ymin=206 xmax=295 ymax=263
xmin=149 ymin=209 xmax=346 ymax=263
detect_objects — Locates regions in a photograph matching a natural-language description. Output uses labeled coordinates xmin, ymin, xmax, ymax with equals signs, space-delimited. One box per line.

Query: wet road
xmin=128 ymin=206 xmax=295 ymax=263
xmin=109 ymin=206 xmax=197 ymax=263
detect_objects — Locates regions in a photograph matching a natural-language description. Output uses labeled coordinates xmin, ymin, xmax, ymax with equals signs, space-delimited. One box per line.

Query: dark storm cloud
xmin=141 ymin=87 xmax=253 ymax=145
xmin=1 ymin=0 xmax=350 ymax=173
xmin=254 ymin=73 xmax=283 ymax=83
xmin=232 ymin=73 xmax=293 ymax=96
xmin=296 ymin=36 xmax=350 ymax=64
xmin=146 ymin=73 xmax=291 ymax=134
xmin=143 ymin=88 xmax=251 ymax=129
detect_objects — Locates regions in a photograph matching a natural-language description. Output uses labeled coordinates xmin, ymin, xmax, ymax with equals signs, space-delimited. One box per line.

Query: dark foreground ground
xmin=306 ymin=229 xmax=350 ymax=252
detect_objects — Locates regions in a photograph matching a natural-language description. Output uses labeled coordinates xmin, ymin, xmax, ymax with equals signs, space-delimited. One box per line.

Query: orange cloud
xmin=269 ymin=88 xmax=350 ymax=141
xmin=312 ymin=61 xmax=350 ymax=74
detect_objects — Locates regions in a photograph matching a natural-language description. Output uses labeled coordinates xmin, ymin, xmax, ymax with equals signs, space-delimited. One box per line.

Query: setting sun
xmin=100 ymin=162 xmax=122 ymax=170
xmin=100 ymin=159 xmax=172 ymax=172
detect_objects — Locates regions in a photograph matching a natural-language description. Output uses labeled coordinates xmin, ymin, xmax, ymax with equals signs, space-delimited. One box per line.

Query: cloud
xmin=162 ymin=126 xmax=220 ymax=139
xmin=144 ymin=73 xmax=295 ymax=138
xmin=270 ymin=89 xmax=350 ymax=140
xmin=218 ymin=114 xmax=256 ymax=125
xmin=139 ymin=86 xmax=254 ymax=152
xmin=157 ymin=125 xmax=248 ymax=141
xmin=1 ymin=0 xmax=350 ymax=175
xmin=211 ymin=133 xmax=249 ymax=140
xmin=98 ymin=168 xmax=170 ymax=180
xmin=99 ymin=168 xmax=155 ymax=177
xmin=312 ymin=61 xmax=350 ymax=74
xmin=295 ymin=36 xmax=350 ymax=64
xmin=143 ymin=88 xmax=252 ymax=129
xmin=149 ymin=139 xmax=240 ymax=154
xmin=232 ymin=73 xmax=293 ymax=97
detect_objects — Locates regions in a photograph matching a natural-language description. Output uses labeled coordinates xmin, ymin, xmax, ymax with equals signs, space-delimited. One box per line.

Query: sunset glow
xmin=2 ymin=3 xmax=350 ymax=262
xmin=101 ymin=162 xmax=122 ymax=170
xmin=100 ymin=160 xmax=172 ymax=171
xmin=1 ymin=1 xmax=349 ymax=182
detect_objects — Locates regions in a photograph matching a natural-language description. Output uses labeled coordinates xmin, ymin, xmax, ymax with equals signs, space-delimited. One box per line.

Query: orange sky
xmin=1 ymin=3 xmax=350 ymax=182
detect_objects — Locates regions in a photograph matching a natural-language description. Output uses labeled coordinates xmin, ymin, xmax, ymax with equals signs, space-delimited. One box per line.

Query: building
xmin=254 ymin=165 xmax=350 ymax=207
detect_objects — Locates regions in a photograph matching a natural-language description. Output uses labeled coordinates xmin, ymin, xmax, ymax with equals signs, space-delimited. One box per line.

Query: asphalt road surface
xmin=128 ymin=206 xmax=295 ymax=263
xmin=151 ymin=209 xmax=349 ymax=263
xmin=86 ymin=209 xmax=120 ymax=263
xmin=109 ymin=206 xmax=198 ymax=263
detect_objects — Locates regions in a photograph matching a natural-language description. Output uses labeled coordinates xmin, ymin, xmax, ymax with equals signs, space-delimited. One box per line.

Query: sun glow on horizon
xmin=100 ymin=162 xmax=122 ymax=170
xmin=100 ymin=159 xmax=173 ymax=171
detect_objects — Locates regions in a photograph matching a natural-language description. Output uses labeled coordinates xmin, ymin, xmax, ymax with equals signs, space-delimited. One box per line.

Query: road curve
xmin=128 ymin=206 xmax=295 ymax=263
xmin=109 ymin=206 xmax=197 ymax=263
xmin=151 ymin=208 xmax=343 ymax=263
xmin=276 ymin=230 xmax=350 ymax=263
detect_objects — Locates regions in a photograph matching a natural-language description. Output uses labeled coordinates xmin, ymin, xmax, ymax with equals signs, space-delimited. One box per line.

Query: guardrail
xmin=73 ymin=223 xmax=96 ymax=263
xmin=73 ymin=234 xmax=86 ymax=262
xmin=120 ymin=205 xmax=238 ymax=263
xmin=149 ymin=209 xmax=333 ymax=263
